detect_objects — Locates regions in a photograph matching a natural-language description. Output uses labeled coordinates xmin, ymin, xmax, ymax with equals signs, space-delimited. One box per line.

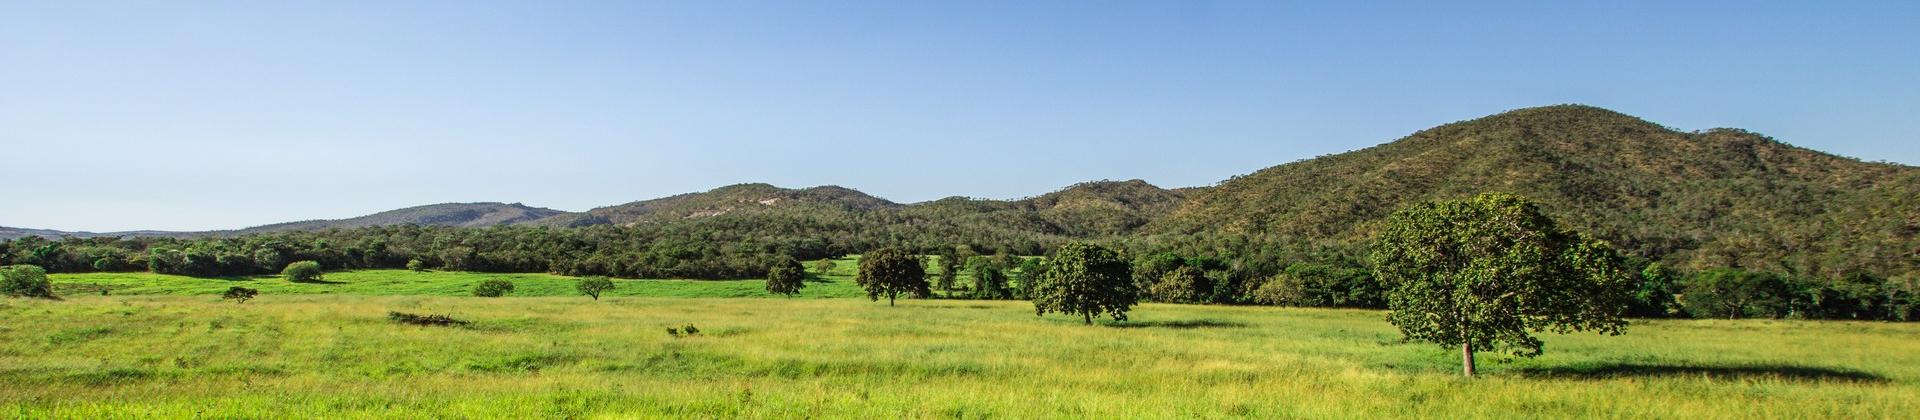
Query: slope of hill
xmin=0 ymin=203 xmax=576 ymax=240
xmin=232 ymin=202 xmax=573 ymax=233
xmin=576 ymin=183 xmax=901 ymax=226
xmin=1149 ymin=105 xmax=1920 ymax=277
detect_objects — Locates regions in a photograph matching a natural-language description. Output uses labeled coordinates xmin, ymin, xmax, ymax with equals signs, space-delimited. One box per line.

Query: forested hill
xmin=233 ymin=202 xmax=572 ymax=233
xmin=1146 ymin=105 xmax=1920 ymax=278
xmin=0 ymin=203 xmax=573 ymax=240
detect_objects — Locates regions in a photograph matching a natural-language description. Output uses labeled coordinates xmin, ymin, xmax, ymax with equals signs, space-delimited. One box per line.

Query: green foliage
xmin=1679 ymin=268 xmax=1789 ymax=319
xmin=281 ymin=261 xmax=324 ymax=283
xmin=1148 ymin=266 xmax=1212 ymax=304
xmin=221 ymin=286 xmax=258 ymax=304
xmin=966 ymin=256 xmax=1010 ymax=299
xmin=576 ymin=276 xmax=615 ymax=300
xmin=1 ymin=264 xmax=55 ymax=299
xmin=1247 ymin=263 xmax=1378 ymax=307
xmin=406 ymin=258 xmax=427 ymax=272
xmin=855 ymin=249 xmax=928 ymax=306
xmin=810 ymin=259 xmax=836 ymax=275
xmin=1032 ymin=242 xmax=1137 ymax=325
xmin=472 ymin=279 xmax=515 ymax=297
xmin=387 ymin=311 xmax=468 ymax=327
xmin=765 ymin=257 xmax=806 ymax=297
xmin=1371 ymin=193 xmax=1635 ymax=375
xmin=1013 ymin=257 xmax=1046 ymax=299
xmin=1631 ymin=263 xmax=1680 ymax=317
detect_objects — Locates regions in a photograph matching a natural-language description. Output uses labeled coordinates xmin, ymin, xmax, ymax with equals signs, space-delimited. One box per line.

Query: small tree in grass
xmin=0 ymin=265 xmax=55 ymax=299
xmin=577 ymin=276 xmax=615 ymax=301
xmin=406 ymin=258 xmax=428 ymax=272
xmin=1371 ymin=193 xmax=1634 ymax=377
xmin=811 ymin=259 xmax=837 ymax=275
xmin=766 ymin=257 xmax=806 ymax=297
xmin=856 ymin=248 xmax=928 ymax=306
xmin=473 ymin=279 xmax=515 ymax=297
xmin=282 ymin=261 xmax=324 ymax=283
xmin=222 ymin=286 xmax=259 ymax=304
xmin=1032 ymin=242 xmax=1137 ymax=325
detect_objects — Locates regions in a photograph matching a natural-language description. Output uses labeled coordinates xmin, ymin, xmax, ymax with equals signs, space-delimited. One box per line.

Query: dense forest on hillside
xmin=6 ymin=105 xmax=1916 ymax=320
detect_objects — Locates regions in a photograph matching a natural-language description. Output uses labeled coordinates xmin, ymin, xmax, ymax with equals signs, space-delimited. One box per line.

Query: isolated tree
xmin=281 ymin=261 xmax=324 ymax=283
xmin=1033 ymin=242 xmax=1137 ymax=325
xmin=473 ymin=279 xmax=515 ymax=297
xmin=856 ymin=248 xmax=928 ymax=306
xmin=967 ymin=256 xmax=1010 ymax=299
xmin=1371 ymin=193 xmax=1634 ymax=377
xmin=0 ymin=265 xmax=55 ymax=299
xmin=811 ymin=259 xmax=837 ymax=276
xmin=222 ymin=286 xmax=259 ymax=304
xmin=406 ymin=258 xmax=428 ymax=272
xmin=766 ymin=257 xmax=806 ymax=297
xmin=577 ymin=276 xmax=615 ymax=301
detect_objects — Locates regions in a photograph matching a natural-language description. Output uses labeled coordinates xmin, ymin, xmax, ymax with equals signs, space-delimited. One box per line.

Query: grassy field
xmin=2 ymin=291 xmax=1916 ymax=418
xmin=46 ymin=257 xmax=874 ymax=299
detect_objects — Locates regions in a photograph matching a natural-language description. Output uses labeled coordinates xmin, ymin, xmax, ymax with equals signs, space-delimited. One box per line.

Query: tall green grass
xmin=2 ymin=295 xmax=1914 ymax=418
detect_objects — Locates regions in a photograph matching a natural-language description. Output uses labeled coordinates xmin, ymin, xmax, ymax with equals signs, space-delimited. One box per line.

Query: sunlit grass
xmin=2 ymin=294 xmax=1914 ymax=418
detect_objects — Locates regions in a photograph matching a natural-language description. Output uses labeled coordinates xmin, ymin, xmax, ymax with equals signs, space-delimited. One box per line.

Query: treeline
xmin=6 ymin=220 xmax=1916 ymax=321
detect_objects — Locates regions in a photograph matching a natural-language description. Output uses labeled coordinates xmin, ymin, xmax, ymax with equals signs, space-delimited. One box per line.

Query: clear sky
xmin=3 ymin=1 xmax=1916 ymax=232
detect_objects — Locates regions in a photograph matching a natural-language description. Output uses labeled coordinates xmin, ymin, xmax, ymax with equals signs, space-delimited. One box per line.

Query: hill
xmin=232 ymin=202 xmax=572 ymax=233
xmin=0 ymin=203 xmax=575 ymax=240
xmin=1147 ymin=105 xmax=1920 ymax=278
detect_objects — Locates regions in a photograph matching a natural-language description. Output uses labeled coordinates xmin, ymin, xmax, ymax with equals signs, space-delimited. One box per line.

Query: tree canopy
xmin=1032 ymin=242 xmax=1137 ymax=325
xmin=765 ymin=257 xmax=806 ymax=297
xmin=855 ymin=248 xmax=928 ymax=306
xmin=1370 ymin=193 xmax=1634 ymax=376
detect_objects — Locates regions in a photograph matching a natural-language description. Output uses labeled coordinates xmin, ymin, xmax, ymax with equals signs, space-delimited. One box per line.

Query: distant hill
xmin=1 ymin=202 xmax=574 ymax=240
xmin=231 ymin=202 xmax=573 ymax=233
xmin=1148 ymin=105 xmax=1920 ymax=277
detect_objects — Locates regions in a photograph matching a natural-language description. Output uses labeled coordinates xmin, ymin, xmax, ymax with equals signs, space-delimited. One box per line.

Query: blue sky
xmin=2 ymin=1 xmax=1916 ymax=232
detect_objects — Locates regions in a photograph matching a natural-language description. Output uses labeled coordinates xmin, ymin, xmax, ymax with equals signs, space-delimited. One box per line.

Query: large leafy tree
xmin=966 ymin=256 xmax=1010 ymax=299
xmin=765 ymin=257 xmax=806 ymax=297
xmin=1033 ymin=242 xmax=1137 ymax=325
xmin=856 ymin=248 xmax=928 ymax=306
xmin=1371 ymin=193 xmax=1634 ymax=377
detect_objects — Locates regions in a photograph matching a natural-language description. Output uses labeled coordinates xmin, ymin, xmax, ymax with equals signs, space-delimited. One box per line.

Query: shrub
xmin=222 ymin=287 xmax=259 ymax=304
xmin=406 ymin=258 xmax=428 ymax=272
xmin=811 ymin=259 xmax=837 ymax=275
xmin=577 ymin=276 xmax=615 ymax=300
xmin=1 ymin=265 xmax=55 ymax=299
xmin=282 ymin=261 xmax=324 ymax=283
xmin=388 ymin=311 xmax=469 ymax=327
xmin=473 ymin=279 xmax=515 ymax=297
xmin=1149 ymin=266 xmax=1213 ymax=303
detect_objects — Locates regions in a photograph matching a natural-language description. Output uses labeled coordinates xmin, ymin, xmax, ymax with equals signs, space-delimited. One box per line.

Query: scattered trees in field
xmin=1371 ymin=193 xmax=1634 ymax=377
xmin=855 ymin=248 xmax=928 ymax=306
xmin=473 ymin=279 xmax=515 ymax=297
xmin=282 ymin=261 xmax=324 ymax=283
xmin=222 ymin=286 xmax=258 ymax=304
xmin=577 ymin=276 xmax=615 ymax=301
xmin=766 ymin=257 xmax=806 ymax=297
xmin=1032 ymin=242 xmax=1137 ymax=325
xmin=1248 ymin=263 xmax=1380 ymax=307
xmin=0 ymin=265 xmax=55 ymax=299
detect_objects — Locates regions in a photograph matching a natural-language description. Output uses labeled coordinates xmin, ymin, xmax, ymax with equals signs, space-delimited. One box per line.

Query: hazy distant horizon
xmin=5 ymin=1 xmax=1917 ymax=232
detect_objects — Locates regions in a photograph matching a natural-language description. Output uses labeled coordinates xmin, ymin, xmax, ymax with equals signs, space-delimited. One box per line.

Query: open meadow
xmin=4 ymin=269 xmax=1918 ymax=418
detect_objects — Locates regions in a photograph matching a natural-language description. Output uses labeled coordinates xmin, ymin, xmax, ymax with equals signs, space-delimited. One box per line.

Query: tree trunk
xmin=1461 ymin=342 xmax=1477 ymax=377
xmin=1083 ymin=312 xmax=1092 ymax=325
xmin=889 ymin=292 xmax=896 ymax=306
